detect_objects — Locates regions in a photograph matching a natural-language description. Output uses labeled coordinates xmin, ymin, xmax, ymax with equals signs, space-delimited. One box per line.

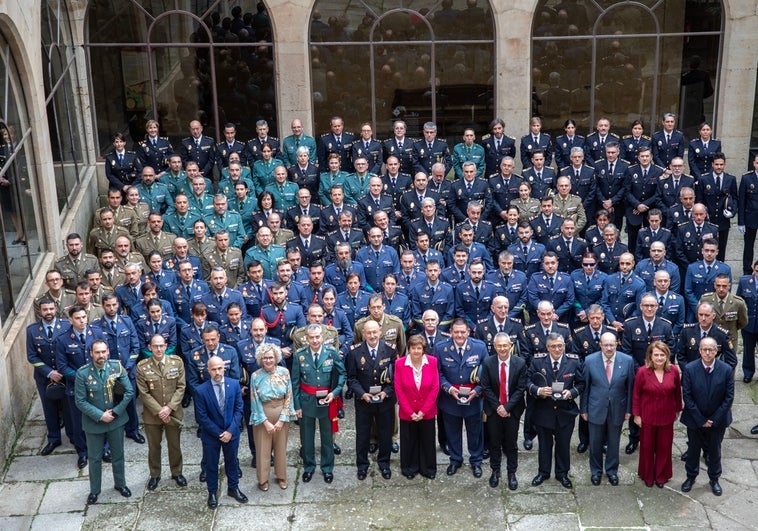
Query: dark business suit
xmin=480 ymin=354 xmax=527 ymax=474
xmin=680 ymin=358 xmax=734 ymax=482
xmin=580 ymin=351 xmax=635 ymax=477
xmin=194 ymin=377 xmax=244 ymax=494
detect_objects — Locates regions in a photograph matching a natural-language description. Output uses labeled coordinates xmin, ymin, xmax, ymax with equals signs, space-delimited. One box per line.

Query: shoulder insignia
xmin=481 ymin=134 xmax=491 ymax=140
xmin=683 ymin=323 xmax=697 ymax=328
xmin=660 ymin=317 xmax=672 ymax=325
xmin=624 ymin=316 xmax=637 ymax=322
xmin=574 ymin=326 xmax=587 ymax=333
xmin=565 ymin=353 xmax=579 ymax=359
xmin=555 ymin=322 xmax=569 ymax=329
xmin=533 ymin=352 xmax=547 ymax=358
xmin=508 ymin=317 xmax=522 ymax=324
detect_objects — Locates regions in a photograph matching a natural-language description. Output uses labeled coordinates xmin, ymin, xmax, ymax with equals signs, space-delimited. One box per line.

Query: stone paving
xmin=2 ymin=232 xmax=757 ymax=530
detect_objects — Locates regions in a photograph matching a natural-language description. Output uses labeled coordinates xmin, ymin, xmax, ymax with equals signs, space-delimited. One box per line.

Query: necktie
xmin=406 ymin=275 xmax=411 ymax=285
xmin=659 ymin=295 xmax=664 ymax=307
xmin=495 ymin=139 xmax=500 ymax=151
xmin=652 ymin=231 xmax=657 ymax=239
xmin=533 ymin=136 xmax=538 ymax=144
xmin=118 ymin=153 xmax=124 ymax=165
xmin=99 ymin=368 xmax=105 ymax=382
xmin=79 ymin=333 xmax=85 ymax=344
xmin=466 ymin=181 xmax=472 ymax=193
xmin=553 ymin=360 xmax=559 ymax=377
xmin=216 ymin=382 xmax=225 ymax=413
xmin=673 ymin=179 xmax=679 ymax=192
xmin=365 ymin=142 xmax=370 ymax=151
xmin=398 ymin=142 xmax=403 ymax=150
xmin=647 ymin=322 xmax=652 ymax=337
xmin=575 ymin=170 xmax=580 ymax=180
xmin=523 ymin=245 xmax=528 ymax=256
xmin=375 ymin=198 xmax=381 ymax=207
xmin=256 ymin=284 xmax=262 ymax=299
xmin=499 ymin=362 xmax=508 ymax=405
xmin=705 ymin=366 xmax=711 ymax=374
xmin=47 ymin=326 xmax=53 ymax=340
xmin=107 ymin=271 xmax=113 ymax=285
xmin=458 ymin=347 xmax=464 ymax=358
xmin=549 ymin=276 xmax=554 ymax=290
xmin=706 ymin=264 xmax=712 ymax=275
xmin=474 ymin=285 xmax=480 ymax=298
xmin=391 ymin=177 xmax=396 ymax=187
xmin=428 ymin=143 xmax=433 ymax=151
xmin=336 ymin=137 xmax=341 ymax=146
xmin=536 ymin=171 xmax=542 ymax=181
xmin=686 ymin=209 xmax=691 ymax=219
xmin=375 ymin=250 xmax=380 ymax=260
xmin=186 ymin=285 xmax=192 ymax=299
xmin=666 ymin=133 xmax=671 ymax=144
xmin=498 ymin=323 xmax=505 ymax=333
xmin=352 ymin=296 xmax=357 ymax=307
xmin=594 ymin=331 xmax=600 ymax=343
xmin=335 ymin=207 xmax=341 ymax=217
xmin=643 ymin=168 xmax=648 ymax=178
xmin=234 ymin=325 xmax=240 ymax=336
xmin=428 ymin=222 xmax=433 ymax=232
xmin=370 ymin=348 xmax=376 ymax=360
xmin=585 ymin=275 xmax=590 ymax=285
xmin=153 ymin=323 xmax=159 ymax=335
xmin=510 ymin=227 xmax=515 ymax=237
xmin=704 ymin=142 xmax=708 ymax=150
xmin=428 ymin=336 xmax=434 ymax=349
xmin=609 ymin=162 xmax=614 ymax=175
xmin=566 ymin=239 xmax=572 ymax=254
xmin=716 ymin=175 xmax=721 ymax=190
xmin=459 ymin=270 xmax=465 ymax=281
xmin=605 ymin=358 xmax=612 ymax=383
xmin=217 ymin=294 xmax=223 ymax=305
xmin=702 ymin=330 xmax=707 ymax=339
xmin=133 ymin=286 xmax=139 ymax=299
xmin=152 ymin=139 xmax=157 ymax=148
xmin=304 ymin=238 xmax=309 ymax=251
xmin=110 ymin=320 xmax=117 ymax=334
xmin=719 ymin=299 xmax=725 ymax=313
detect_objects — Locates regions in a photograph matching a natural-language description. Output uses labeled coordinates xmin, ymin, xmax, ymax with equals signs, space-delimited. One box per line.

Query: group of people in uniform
xmin=26 ymin=111 xmax=758 ymax=505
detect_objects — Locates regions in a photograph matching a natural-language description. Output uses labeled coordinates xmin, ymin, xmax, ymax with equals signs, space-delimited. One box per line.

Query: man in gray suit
xmin=580 ymin=332 xmax=635 ymax=486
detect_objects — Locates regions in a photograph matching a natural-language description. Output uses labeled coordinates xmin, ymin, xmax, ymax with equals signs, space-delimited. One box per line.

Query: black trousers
xmin=742 ymin=227 xmax=757 ymax=275
xmin=685 ymin=426 xmax=725 ymax=481
xmin=487 ymin=412 xmax=521 ymax=473
xmin=355 ymin=400 xmax=394 ymax=471
xmin=399 ymin=418 xmax=437 ymax=477
xmin=535 ymin=423 xmax=574 ymax=478
xmin=742 ymin=329 xmax=758 ymax=377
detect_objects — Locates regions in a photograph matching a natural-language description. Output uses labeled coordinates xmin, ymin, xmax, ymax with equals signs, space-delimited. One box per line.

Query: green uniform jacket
xmin=291 ymin=344 xmax=345 ymax=418
xmin=75 ymin=359 xmax=134 ymax=434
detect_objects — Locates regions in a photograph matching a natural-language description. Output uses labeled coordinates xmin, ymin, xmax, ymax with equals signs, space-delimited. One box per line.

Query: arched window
xmin=532 ymin=0 xmax=722 ymax=139
xmin=310 ymin=0 xmax=495 ymax=138
xmin=0 ymin=32 xmax=41 ymax=320
xmin=86 ymin=1 xmax=276 ymax=153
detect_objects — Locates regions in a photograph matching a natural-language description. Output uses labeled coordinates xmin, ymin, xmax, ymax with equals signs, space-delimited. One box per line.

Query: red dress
xmin=632 ymin=366 xmax=682 ymax=485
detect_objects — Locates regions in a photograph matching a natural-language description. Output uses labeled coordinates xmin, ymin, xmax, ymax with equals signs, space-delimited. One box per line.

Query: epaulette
xmin=349 ymin=343 xmax=359 ymax=351
xmin=716 ymin=325 xmax=730 ymax=335
xmin=619 ymin=158 xmax=632 ymax=165
xmin=642 ymin=135 xmax=651 ymax=140
xmin=524 ymin=323 xmax=537 ymax=330
xmin=622 ymin=134 xmax=633 ymax=140
xmin=659 ymin=173 xmax=671 ymax=179
xmin=555 ymin=322 xmax=570 ymax=329
xmin=660 ymin=317 xmax=672 ymax=325
xmin=385 ymin=314 xmax=403 ymax=325
xmin=624 ymin=316 xmax=637 ymax=322
xmin=565 ymin=352 xmax=579 ymax=359
xmin=508 ymin=316 xmax=522 ymax=324
xmin=533 ymin=352 xmax=547 ymax=358
xmin=574 ymin=325 xmax=587 ymax=333
xmin=481 ymin=134 xmax=491 ymax=141
xmin=137 ymin=358 xmax=151 ymax=368
xmin=559 ymin=165 xmax=571 ymax=172
xmin=506 ymin=135 xmax=516 ymax=141
xmin=321 ymin=133 xmax=331 ymax=138
xmin=126 ymin=150 xmax=136 ymax=154
xmin=683 ymin=322 xmax=697 ymax=328
xmin=269 ymin=136 xmax=279 ymax=141
xmin=181 ymin=137 xmax=192 ymax=142
xmin=654 ymin=164 xmax=666 ymax=172
xmin=594 ymin=158 xmax=605 ymax=165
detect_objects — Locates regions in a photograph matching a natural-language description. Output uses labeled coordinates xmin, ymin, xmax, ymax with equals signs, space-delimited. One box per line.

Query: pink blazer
xmin=394 ymin=355 xmax=439 ymax=421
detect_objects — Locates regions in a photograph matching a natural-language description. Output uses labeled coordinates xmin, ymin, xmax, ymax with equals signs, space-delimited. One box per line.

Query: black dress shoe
xmin=523 ymin=438 xmax=533 ymax=451
xmin=625 ymin=441 xmax=639 ymax=454
xmin=238 ymin=467 xmax=243 ymax=478
xmin=323 ymin=472 xmax=334 ymax=483
xmin=207 ymin=493 xmax=218 ymax=509
xmin=114 ymin=486 xmax=131 ymax=498
xmin=482 ymin=448 xmax=490 ymax=460
xmin=172 ymin=475 xmax=187 ymax=487
xmin=147 ymin=477 xmax=160 ymax=491
xmin=680 ymin=450 xmax=688 ymax=461
xmin=227 ymin=488 xmax=249 ymax=503
xmin=681 ymin=477 xmax=695 ymax=492
xmin=391 ymin=442 xmax=399 ymax=453
xmin=368 ymin=443 xmax=378 ymax=454
xmin=441 ymin=444 xmax=450 ymax=456
xmin=710 ymin=480 xmax=722 ymax=496
xmin=608 ymin=474 xmax=619 ymax=486
xmin=128 ymin=432 xmax=146 ymax=444
xmin=337 ymin=408 xmax=345 ymax=419
xmin=576 ymin=442 xmax=588 ymax=453
xmin=302 ymin=471 xmax=313 ymax=482
xmin=557 ymin=476 xmax=573 ymax=489
xmin=472 ymin=465 xmax=483 ymax=478
xmin=251 ymin=454 xmax=257 ymax=468
xmin=404 ymin=473 xmax=416 ymax=480
xmin=531 ymin=474 xmax=548 ymax=486
xmin=40 ymin=441 xmax=61 ymax=456
xmin=199 ymin=471 xmax=206 ymax=482
xmin=508 ymin=473 xmax=518 ymax=491
xmin=77 ymin=456 xmax=88 ymax=469
xmin=102 ymin=450 xmax=111 ymax=463
xmin=86 ymin=493 xmax=98 ymax=505
xmin=744 ymin=375 xmax=753 ymax=383
xmin=381 ymin=468 xmax=392 ymax=480
xmin=357 ymin=469 xmax=367 ymax=480
xmin=591 ymin=474 xmax=601 ymax=486
xmin=489 ymin=471 xmax=500 ymax=488
xmin=181 ymin=395 xmax=191 ymax=408
xmin=446 ymin=463 xmax=461 ymax=476
xmin=333 ymin=443 xmax=342 ymax=455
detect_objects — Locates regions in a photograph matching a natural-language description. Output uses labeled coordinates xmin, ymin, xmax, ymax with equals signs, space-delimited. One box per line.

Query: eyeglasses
xmin=582 ymin=262 xmax=596 ymax=267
